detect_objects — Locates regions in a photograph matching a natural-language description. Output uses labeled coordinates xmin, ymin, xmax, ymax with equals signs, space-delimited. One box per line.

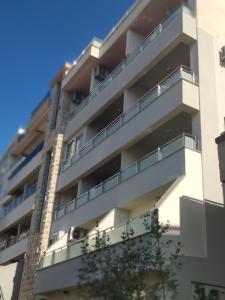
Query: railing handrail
xmin=84 ymin=66 xmax=192 ymax=148
xmin=8 ymin=142 xmax=43 ymax=179
xmin=79 ymin=132 xmax=193 ymax=193
xmin=0 ymin=230 xmax=30 ymax=252
xmin=68 ymin=4 xmax=189 ymax=122
xmin=42 ymin=211 xmax=151 ymax=261
xmin=1 ymin=185 xmax=36 ymax=219
xmin=62 ymin=66 xmax=195 ymax=171
xmin=56 ymin=134 xmax=197 ymax=220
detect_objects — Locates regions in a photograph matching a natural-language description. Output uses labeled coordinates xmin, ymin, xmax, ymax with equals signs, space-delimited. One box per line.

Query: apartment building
xmin=1 ymin=0 xmax=225 ymax=299
xmin=0 ymin=94 xmax=51 ymax=299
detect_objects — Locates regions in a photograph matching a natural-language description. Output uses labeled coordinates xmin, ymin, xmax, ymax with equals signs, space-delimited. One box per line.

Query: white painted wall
xmin=0 ymin=261 xmax=23 ymax=300
xmin=157 ymin=149 xmax=203 ymax=228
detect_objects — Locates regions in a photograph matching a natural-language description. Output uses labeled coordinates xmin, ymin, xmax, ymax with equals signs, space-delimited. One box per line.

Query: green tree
xmin=78 ymin=212 xmax=182 ymax=300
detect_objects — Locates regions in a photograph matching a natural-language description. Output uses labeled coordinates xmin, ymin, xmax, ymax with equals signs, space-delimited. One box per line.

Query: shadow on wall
xmin=180 ymin=196 xmax=225 ymax=259
xmin=0 ymin=286 xmax=3 ymax=299
xmin=11 ymin=260 xmax=24 ymax=300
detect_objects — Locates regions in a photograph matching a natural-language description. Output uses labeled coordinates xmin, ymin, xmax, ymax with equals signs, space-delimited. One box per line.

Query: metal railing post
xmin=157 ymin=147 xmax=162 ymax=160
xmin=157 ymin=84 xmax=161 ymax=96
xmin=192 ymin=71 xmax=196 ymax=83
xmin=159 ymin=23 xmax=163 ymax=33
xmin=51 ymin=251 xmax=55 ymax=265
xmin=74 ymin=199 xmax=77 ymax=210
xmin=180 ymin=66 xmax=183 ymax=78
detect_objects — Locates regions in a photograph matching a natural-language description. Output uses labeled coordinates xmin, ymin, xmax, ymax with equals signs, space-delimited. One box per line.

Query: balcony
xmin=0 ymin=233 xmax=28 ymax=264
xmin=57 ymin=67 xmax=199 ymax=191
xmin=62 ymin=67 xmax=197 ymax=172
xmin=55 ymin=134 xmax=197 ymax=222
xmin=62 ymin=38 xmax=102 ymax=90
xmin=6 ymin=143 xmax=43 ymax=192
xmin=0 ymin=186 xmax=36 ymax=232
xmin=65 ymin=5 xmax=196 ymax=140
xmin=1 ymin=185 xmax=36 ymax=217
xmin=41 ymin=214 xmax=150 ymax=270
xmin=36 ymin=213 xmax=158 ymax=295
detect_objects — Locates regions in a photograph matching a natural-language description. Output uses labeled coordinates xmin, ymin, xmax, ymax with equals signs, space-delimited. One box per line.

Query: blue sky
xmin=0 ymin=0 xmax=134 ymax=156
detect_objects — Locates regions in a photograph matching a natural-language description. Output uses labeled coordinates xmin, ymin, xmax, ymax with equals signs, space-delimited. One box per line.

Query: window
xmin=66 ymin=134 xmax=83 ymax=162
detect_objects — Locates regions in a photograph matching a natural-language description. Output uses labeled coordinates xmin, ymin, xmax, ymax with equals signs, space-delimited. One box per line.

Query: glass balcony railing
xmin=0 ymin=185 xmax=36 ymax=219
xmin=0 ymin=230 xmax=29 ymax=252
xmin=62 ymin=66 xmax=196 ymax=173
xmin=56 ymin=134 xmax=198 ymax=221
xmin=40 ymin=213 xmax=152 ymax=269
xmin=68 ymin=4 xmax=191 ymax=121
xmin=8 ymin=143 xmax=43 ymax=179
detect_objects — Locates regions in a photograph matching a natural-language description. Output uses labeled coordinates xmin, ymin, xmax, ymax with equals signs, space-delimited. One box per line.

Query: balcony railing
xmin=0 ymin=185 xmax=36 ymax=219
xmin=56 ymin=134 xmax=198 ymax=220
xmin=40 ymin=213 xmax=153 ymax=269
xmin=8 ymin=142 xmax=43 ymax=179
xmin=68 ymin=4 xmax=191 ymax=121
xmin=62 ymin=66 xmax=196 ymax=173
xmin=0 ymin=230 xmax=29 ymax=252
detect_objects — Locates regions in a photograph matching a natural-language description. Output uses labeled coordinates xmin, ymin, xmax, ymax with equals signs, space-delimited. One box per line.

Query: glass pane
xmin=122 ymin=106 xmax=138 ymax=124
xmin=111 ymin=64 xmax=123 ymax=80
xmin=54 ymin=248 xmax=67 ymax=264
xmin=121 ymin=164 xmax=137 ymax=182
xmin=68 ymin=242 xmax=82 ymax=259
xmin=103 ymin=75 xmax=113 ymax=87
xmin=160 ymin=71 xmax=181 ymax=94
xmin=139 ymin=90 xmax=158 ymax=111
xmin=182 ymin=70 xmax=193 ymax=82
xmin=65 ymin=201 xmax=75 ymax=214
xmin=94 ymin=131 xmax=106 ymax=147
xmin=139 ymin=151 xmax=158 ymax=171
xmin=108 ymin=225 xmax=126 ymax=245
xmin=89 ymin=185 xmax=103 ymax=200
xmin=145 ymin=26 xmax=161 ymax=45
xmin=162 ymin=6 xmax=180 ymax=29
xmin=79 ymin=141 xmax=93 ymax=157
xmin=71 ymin=155 xmax=79 ymax=164
xmin=131 ymin=217 xmax=146 ymax=237
xmin=57 ymin=207 xmax=65 ymax=218
xmin=107 ymin=119 xmax=121 ymax=136
xmin=42 ymin=253 xmax=52 ymax=268
xmin=160 ymin=137 xmax=183 ymax=158
xmin=103 ymin=175 xmax=119 ymax=192
xmin=76 ymin=193 xmax=88 ymax=208
xmin=185 ymin=136 xmax=196 ymax=149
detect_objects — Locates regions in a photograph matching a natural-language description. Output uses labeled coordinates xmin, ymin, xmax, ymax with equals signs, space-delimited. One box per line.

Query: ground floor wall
xmin=35 ymin=200 xmax=225 ymax=300
xmin=0 ymin=260 xmax=24 ymax=300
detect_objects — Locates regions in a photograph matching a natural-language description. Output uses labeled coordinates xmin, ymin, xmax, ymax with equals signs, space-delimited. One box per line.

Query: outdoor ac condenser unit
xmin=68 ymin=227 xmax=87 ymax=242
xmin=71 ymin=91 xmax=86 ymax=105
xmin=94 ymin=65 xmax=110 ymax=81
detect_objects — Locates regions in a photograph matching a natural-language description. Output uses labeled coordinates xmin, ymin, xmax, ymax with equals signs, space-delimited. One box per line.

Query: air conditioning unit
xmin=68 ymin=227 xmax=87 ymax=242
xmin=94 ymin=65 xmax=110 ymax=81
xmin=220 ymin=46 xmax=225 ymax=65
xmin=194 ymin=285 xmax=225 ymax=300
xmin=149 ymin=208 xmax=159 ymax=226
xmin=71 ymin=91 xmax=86 ymax=105
xmin=208 ymin=288 xmax=220 ymax=300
